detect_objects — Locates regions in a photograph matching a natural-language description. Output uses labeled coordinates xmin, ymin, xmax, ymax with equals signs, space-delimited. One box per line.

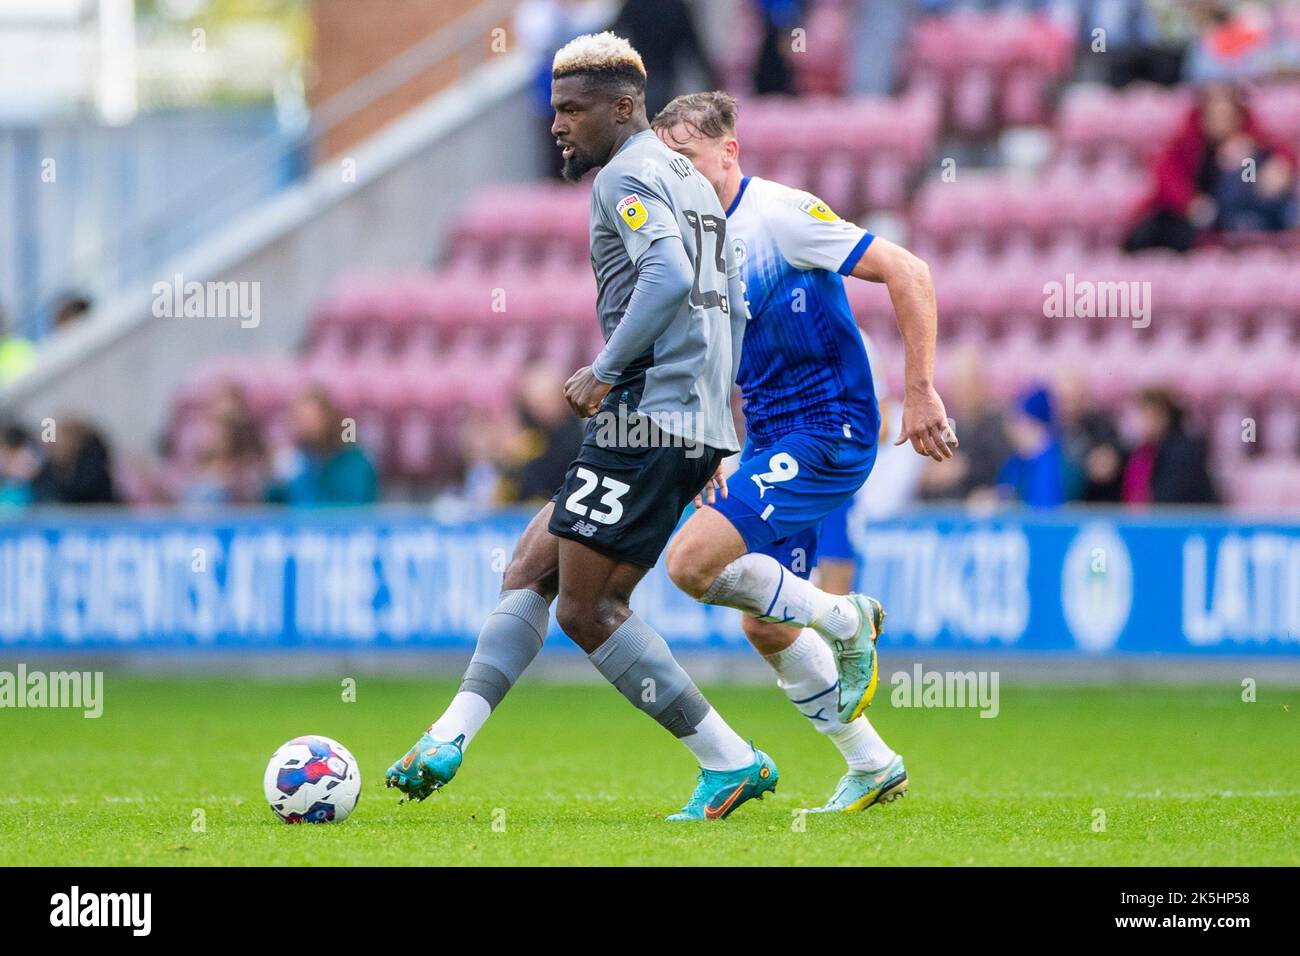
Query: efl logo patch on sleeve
xmin=615 ymin=193 xmax=649 ymax=231
xmin=798 ymin=195 xmax=840 ymax=222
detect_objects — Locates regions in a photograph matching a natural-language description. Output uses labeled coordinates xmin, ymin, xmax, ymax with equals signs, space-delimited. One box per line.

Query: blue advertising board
xmin=0 ymin=508 xmax=1296 ymax=655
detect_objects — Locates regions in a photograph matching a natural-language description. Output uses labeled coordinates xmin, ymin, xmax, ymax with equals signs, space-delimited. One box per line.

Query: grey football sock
xmin=587 ymin=613 xmax=710 ymax=737
xmin=459 ymin=588 xmax=549 ymax=710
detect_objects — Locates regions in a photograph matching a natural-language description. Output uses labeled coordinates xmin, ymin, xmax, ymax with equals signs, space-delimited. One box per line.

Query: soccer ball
xmin=263 ymin=735 xmax=361 ymax=824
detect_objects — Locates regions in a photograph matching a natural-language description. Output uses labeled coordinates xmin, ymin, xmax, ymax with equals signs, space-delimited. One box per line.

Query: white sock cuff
xmin=763 ymin=628 xmax=822 ymax=671
xmin=684 ymin=707 xmax=755 ymax=771
xmin=827 ymin=717 xmax=897 ymax=771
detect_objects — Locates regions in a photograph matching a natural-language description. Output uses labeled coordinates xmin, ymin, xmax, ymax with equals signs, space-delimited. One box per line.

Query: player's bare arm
xmin=848 ymin=237 xmax=955 ymax=462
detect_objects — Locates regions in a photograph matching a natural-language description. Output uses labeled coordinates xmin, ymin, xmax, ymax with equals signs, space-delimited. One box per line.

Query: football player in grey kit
xmin=385 ymin=33 xmax=778 ymax=820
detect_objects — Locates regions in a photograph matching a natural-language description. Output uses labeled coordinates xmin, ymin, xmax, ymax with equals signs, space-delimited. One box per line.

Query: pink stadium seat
xmin=1085 ymin=328 xmax=1144 ymax=405
xmin=1229 ymin=457 xmax=1300 ymax=509
xmin=769 ymin=154 xmax=813 ymax=194
xmin=1001 ymin=64 xmax=1051 ymax=127
xmin=985 ymin=327 xmax=1044 ymax=399
xmin=1051 ymin=80 xmax=1300 ymax=173
xmin=844 ymin=275 xmax=893 ymax=327
xmin=1056 ymin=84 xmax=1190 ymax=166
xmin=731 ymin=93 xmax=939 ymax=218
xmin=795 ymin=3 xmax=851 ymax=96
xmin=159 ymin=66 xmax=1299 ymax=508
xmin=951 ymin=68 xmax=998 ymax=136
xmin=1260 ymin=399 xmax=1300 ymax=456
xmin=813 ymin=153 xmax=860 ymax=216
xmin=863 ymin=153 xmax=909 ymax=212
xmin=391 ymin=409 xmax=437 ymax=481
xmin=1039 ymin=325 xmax=1094 ymax=376
xmin=912 ymin=165 xmax=1149 ymax=253
xmin=1244 ymin=321 xmax=1299 ymax=399
xmin=906 ymin=11 xmax=1072 ymax=136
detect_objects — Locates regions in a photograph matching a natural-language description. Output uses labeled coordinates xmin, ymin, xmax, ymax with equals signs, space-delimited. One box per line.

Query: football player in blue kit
xmin=654 ymin=92 xmax=955 ymax=812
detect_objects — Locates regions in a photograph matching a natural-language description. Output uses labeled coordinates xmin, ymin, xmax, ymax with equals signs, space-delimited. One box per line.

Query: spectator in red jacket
xmin=1123 ymin=83 xmax=1297 ymax=253
xmin=1121 ymin=388 xmax=1218 ymax=506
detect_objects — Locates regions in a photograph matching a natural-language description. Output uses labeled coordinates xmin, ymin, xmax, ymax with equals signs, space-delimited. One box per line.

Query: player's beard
xmin=561 ymin=145 xmax=597 ymax=183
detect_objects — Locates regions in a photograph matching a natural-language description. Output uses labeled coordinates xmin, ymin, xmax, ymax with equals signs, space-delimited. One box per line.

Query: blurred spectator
xmin=205 ymin=380 xmax=266 ymax=465
xmin=752 ymin=0 xmax=804 ymax=95
xmin=500 ymin=362 xmax=584 ymax=504
xmin=51 ymin=293 xmax=92 ymax=333
xmin=1121 ymin=387 xmax=1219 ymax=505
xmin=1124 ymin=83 xmax=1297 ymax=252
xmin=1208 ymin=123 xmax=1298 ymax=233
xmin=0 ymin=304 xmax=35 ymax=385
xmin=853 ymin=0 xmax=913 ymax=95
xmin=1183 ymin=0 xmax=1300 ymax=84
xmin=0 ymin=423 xmax=39 ymax=508
xmin=1056 ymin=371 xmax=1127 ymax=503
xmin=453 ymin=408 xmax=517 ymax=510
xmin=266 ymin=387 xmax=377 ymax=506
xmin=1097 ymin=0 xmax=1194 ymax=88
xmin=918 ymin=347 xmax=1010 ymax=501
xmin=31 ymin=420 xmax=116 ymax=505
xmin=613 ymin=0 xmax=716 ymax=116
xmin=996 ymin=385 xmax=1067 ymax=508
xmin=180 ymin=415 xmax=267 ymax=506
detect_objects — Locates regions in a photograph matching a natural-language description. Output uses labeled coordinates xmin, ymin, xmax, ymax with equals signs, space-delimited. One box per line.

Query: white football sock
xmin=765 ymin=629 xmax=895 ymax=771
xmin=429 ymin=691 xmax=492 ymax=748
xmin=827 ymin=717 xmax=896 ymax=773
xmin=430 ymin=588 xmax=549 ymax=751
xmin=586 ymin=614 xmax=754 ymax=772
xmin=765 ymin=628 xmax=840 ymax=724
xmin=681 ymin=708 xmax=756 ymax=771
xmin=702 ymin=553 xmax=861 ymax=640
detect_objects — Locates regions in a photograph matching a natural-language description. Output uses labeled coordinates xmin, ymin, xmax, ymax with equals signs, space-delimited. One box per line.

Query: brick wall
xmin=309 ymin=0 xmax=511 ymax=157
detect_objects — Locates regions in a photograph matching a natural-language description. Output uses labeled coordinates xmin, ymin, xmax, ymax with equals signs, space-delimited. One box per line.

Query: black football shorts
xmin=549 ymin=397 xmax=726 ymax=568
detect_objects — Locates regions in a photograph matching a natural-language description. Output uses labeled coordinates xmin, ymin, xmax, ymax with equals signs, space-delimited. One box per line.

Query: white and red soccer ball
xmin=263 ymin=735 xmax=361 ymax=823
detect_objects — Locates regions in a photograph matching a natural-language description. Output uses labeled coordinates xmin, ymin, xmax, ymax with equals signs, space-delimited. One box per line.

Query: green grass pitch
xmin=2 ymin=675 xmax=1297 ymax=866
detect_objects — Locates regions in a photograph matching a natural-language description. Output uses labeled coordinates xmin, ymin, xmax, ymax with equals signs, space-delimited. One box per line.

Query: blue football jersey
xmin=725 ymin=176 xmax=880 ymax=446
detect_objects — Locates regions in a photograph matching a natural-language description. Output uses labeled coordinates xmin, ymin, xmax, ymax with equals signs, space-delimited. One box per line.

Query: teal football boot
xmin=384 ymin=732 xmax=464 ymax=802
xmin=666 ymin=747 xmax=778 ymax=821
xmin=831 ymin=594 xmax=886 ymax=723
xmin=807 ymin=755 xmax=908 ymax=813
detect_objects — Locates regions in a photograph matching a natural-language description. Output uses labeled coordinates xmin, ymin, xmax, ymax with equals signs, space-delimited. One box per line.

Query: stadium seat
xmin=153 ymin=57 xmax=1299 ymax=508
xmin=905 ymin=11 xmax=1073 ymax=136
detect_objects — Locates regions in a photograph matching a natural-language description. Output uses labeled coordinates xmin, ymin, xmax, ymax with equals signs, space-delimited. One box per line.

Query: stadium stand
xmin=155 ymin=9 xmax=1300 ymax=508
xmin=7 ymin=0 xmax=1300 ymax=511
xmin=904 ymin=9 xmax=1076 ymax=133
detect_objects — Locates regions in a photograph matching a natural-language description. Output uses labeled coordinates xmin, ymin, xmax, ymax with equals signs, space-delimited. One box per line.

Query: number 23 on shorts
xmin=564 ymin=467 xmax=631 ymax=525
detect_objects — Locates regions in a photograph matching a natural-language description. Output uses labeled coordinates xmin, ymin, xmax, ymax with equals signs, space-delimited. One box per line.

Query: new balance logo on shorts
xmin=570 ymin=520 xmax=599 ymax=538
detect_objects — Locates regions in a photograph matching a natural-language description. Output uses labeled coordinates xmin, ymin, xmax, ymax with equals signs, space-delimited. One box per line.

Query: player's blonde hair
xmin=552 ymin=31 xmax=646 ymax=88
xmin=652 ymin=91 xmax=739 ymax=140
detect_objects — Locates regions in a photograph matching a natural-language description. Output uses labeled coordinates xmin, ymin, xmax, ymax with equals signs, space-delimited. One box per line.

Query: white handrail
xmin=16 ymin=0 xmax=521 ymax=333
